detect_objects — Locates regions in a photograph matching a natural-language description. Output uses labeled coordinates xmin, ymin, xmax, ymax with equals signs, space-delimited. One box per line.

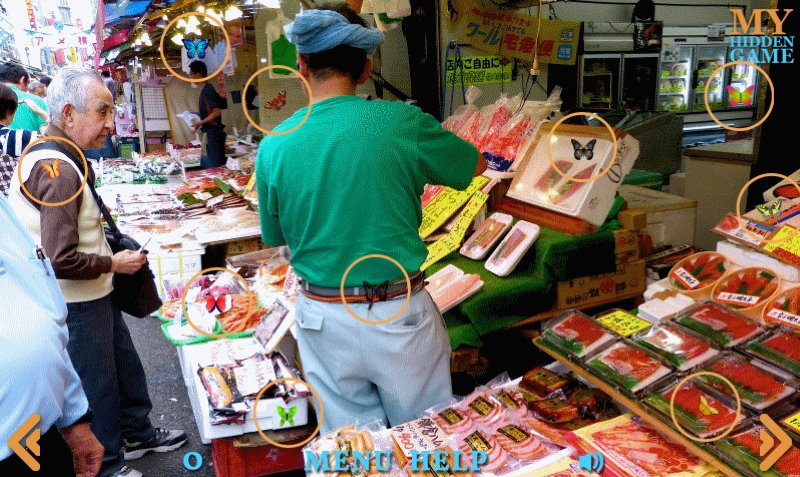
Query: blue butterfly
xmin=571 ymin=139 xmax=597 ymax=160
xmin=183 ymin=38 xmax=210 ymax=59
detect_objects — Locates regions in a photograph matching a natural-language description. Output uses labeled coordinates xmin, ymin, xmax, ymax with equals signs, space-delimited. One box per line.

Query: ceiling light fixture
xmin=224 ymin=5 xmax=243 ymax=21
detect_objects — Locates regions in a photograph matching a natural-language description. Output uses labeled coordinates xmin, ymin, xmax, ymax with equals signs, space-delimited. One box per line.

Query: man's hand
xmin=191 ymin=121 xmax=201 ymax=133
xmin=19 ymin=99 xmax=48 ymax=121
xmin=111 ymin=250 xmax=146 ymax=274
xmin=60 ymin=423 xmax=104 ymax=477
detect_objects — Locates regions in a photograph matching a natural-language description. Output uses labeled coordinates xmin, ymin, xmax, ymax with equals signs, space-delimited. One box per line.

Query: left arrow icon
xmin=8 ymin=414 xmax=41 ymax=471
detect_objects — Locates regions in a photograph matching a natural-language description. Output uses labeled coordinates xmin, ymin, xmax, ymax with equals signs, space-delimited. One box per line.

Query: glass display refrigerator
xmin=659 ymin=26 xmax=758 ymax=144
xmin=578 ymin=53 xmax=659 ymax=111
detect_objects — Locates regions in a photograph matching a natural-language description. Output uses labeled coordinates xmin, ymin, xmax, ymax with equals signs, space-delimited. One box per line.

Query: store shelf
xmin=532 ymin=338 xmax=741 ymax=477
xmin=660 ymin=76 xmax=689 ymax=79
xmin=659 ymin=92 xmax=688 ymax=96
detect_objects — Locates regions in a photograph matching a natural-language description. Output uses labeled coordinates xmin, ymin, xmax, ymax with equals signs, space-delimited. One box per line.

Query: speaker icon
xmin=578 ymin=451 xmax=605 ymax=473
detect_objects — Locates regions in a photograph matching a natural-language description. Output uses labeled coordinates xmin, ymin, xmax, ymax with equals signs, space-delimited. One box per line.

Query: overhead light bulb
xmin=171 ymin=32 xmax=185 ymax=45
xmin=141 ymin=32 xmax=151 ymax=42
xmin=197 ymin=5 xmax=205 ymax=12
xmin=176 ymin=18 xmax=187 ymax=28
xmin=224 ymin=5 xmax=243 ymax=21
xmin=206 ymin=8 xmax=221 ymax=23
xmin=257 ymin=0 xmax=281 ymax=7
xmin=186 ymin=15 xmax=200 ymax=29
xmin=162 ymin=14 xmax=168 ymax=20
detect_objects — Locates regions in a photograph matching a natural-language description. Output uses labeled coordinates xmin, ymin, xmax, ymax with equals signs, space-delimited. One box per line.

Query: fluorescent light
xmin=171 ymin=32 xmax=185 ymax=45
xmin=257 ymin=0 xmax=281 ymax=7
xmin=224 ymin=5 xmax=243 ymax=21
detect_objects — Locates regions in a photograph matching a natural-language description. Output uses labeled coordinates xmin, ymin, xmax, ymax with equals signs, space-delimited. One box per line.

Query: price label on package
xmin=763 ymin=226 xmax=800 ymax=265
xmin=596 ymin=310 xmax=652 ymax=337
xmin=782 ymin=411 xmax=800 ymax=435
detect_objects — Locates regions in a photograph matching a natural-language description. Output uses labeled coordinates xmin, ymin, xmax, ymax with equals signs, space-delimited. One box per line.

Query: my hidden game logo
xmin=729 ymin=8 xmax=795 ymax=63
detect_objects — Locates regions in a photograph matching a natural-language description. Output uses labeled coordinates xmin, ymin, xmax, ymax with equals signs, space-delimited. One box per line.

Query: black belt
xmin=300 ymin=271 xmax=425 ymax=299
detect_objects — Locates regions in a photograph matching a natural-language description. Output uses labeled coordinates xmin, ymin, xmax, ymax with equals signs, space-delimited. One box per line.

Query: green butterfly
xmin=277 ymin=405 xmax=298 ymax=426
xmin=756 ymin=199 xmax=782 ymax=220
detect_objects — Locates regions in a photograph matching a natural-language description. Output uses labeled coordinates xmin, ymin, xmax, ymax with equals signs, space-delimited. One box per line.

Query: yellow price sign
xmin=782 ymin=411 xmax=800 ymax=435
xmin=420 ymin=191 xmax=489 ymax=271
xmin=419 ymin=176 xmax=489 ymax=239
xmin=763 ymin=225 xmax=800 ymax=253
xmin=596 ymin=310 xmax=651 ymax=337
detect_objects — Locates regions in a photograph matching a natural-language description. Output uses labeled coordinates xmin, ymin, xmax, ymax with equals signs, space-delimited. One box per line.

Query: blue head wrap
xmin=284 ymin=9 xmax=384 ymax=55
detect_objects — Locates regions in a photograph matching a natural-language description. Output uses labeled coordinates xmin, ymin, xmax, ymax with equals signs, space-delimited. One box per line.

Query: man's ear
xmin=297 ymin=54 xmax=310 ymax=77
xmin=356 ymin=59 xmax=372 ymax=86
xmin=61 ymin=103 xmax=75 ymax=128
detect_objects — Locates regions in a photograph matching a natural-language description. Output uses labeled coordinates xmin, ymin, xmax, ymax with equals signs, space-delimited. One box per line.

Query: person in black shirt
xmin=188 ymin=61 xmax=227 ymax=169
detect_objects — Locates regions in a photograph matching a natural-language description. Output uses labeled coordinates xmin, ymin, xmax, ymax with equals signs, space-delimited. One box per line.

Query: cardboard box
xmin=618 ymin=185 xmax=697 ymax=249
xmin=224 ymin=238 xmax=270 ymax=256
xmin=556 ymin=259 xmax=646 ymax=309
xmin=613 ymin=229 xmax=640 ymax=266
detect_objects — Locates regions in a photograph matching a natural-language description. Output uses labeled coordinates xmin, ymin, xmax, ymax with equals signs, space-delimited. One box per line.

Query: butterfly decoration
xmin=277 ymin=405 xmax=298 ymax=426
xmin=756 ymin=199 xmax=783 ymax=220
xmin=205 ymin=294 xmax=231 ymax=314
xmin=571 ymin=139 xmax=597 ymax=160
xmin=265 ymin=90 xmax=287 ymax=111
xmin=40 ymin=159 xmax=61 ymax=179
xmin=698 ymin=395 xmax=719 ymax=416
xmin=183 ymin=38 xmax=211 ymax=59
xmin=726 ymin=84 xmax=755 ymax=107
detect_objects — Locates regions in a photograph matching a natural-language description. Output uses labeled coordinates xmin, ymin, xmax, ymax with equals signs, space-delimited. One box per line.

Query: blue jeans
xmin=295 ymin=289 xmax=453 ymax=434
xmin=201 ymin=128 xmax=226 ymax=169
xmin=65 ymin=295 xmax=155 ymax=476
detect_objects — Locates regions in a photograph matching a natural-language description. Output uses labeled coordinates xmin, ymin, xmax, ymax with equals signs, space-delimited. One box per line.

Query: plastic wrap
xmin=643 ymin=379 xmax=748 ymax=439
xmin=585 ymin=342 xmax=672 ymax=394
xmin=714 ymin=425 xmax=800 ymax=477
xmin=673 ymin=302 xmax=763 ymax=348
xmin=540 ymin=310 xmax=615 ymax=358
xmin=711 ymin=267 xmax=781 ymax=316
xmin=632 ymin=324 xmax=720 ymax=371
xmin=668 ymin=251 xmax=730 ymax=298
xmin=745 ymin=327 xmax=800 ymax=374
xmin=762 ymin=286 xmax=800 ymax=329
xmin=698 ymin=352 xmax=797 ymax=411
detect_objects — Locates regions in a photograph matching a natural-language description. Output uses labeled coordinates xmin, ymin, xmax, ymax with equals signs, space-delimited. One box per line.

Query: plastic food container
xmin=540 ymin=310 xmax=615 ymax=359
xmin=485 ymin=220 xmax=540 ymax=277
xmin=644 ymin=378 xmax=749 ymax=440
xmin=585 ymin=341 xmax=672 ymax=395
xmin=632 ymin=324 xmax=719 ymax=371
xmin=711 ymin=267 xmax=781 ymax=320
xmin=714 ymin=425 xmax=800 ymax=477
xmin=762 ymin=286 xmax=800 ymax=330
xmin=673 ymin=302 xmax=763 ymax=348
xmin=668 ymin=251 xmax=730 ymax=299
xmin=744 ymin=327 xmax=800 ymax=375
xmin=460 ymin=212 xmax=513 ymax=260
xmin=698 ymin=352 xmax=797 ymax=411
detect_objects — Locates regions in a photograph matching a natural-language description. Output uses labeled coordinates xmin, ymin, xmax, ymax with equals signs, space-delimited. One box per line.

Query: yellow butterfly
xmin=698 ymin=395 xmax=719 ymax=416
xmin=40 ymin=159 xmax=61 ymax=179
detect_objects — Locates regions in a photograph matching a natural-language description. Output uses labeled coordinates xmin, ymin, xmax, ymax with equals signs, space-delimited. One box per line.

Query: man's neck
xmin=309 ymin=76 xmax=357 ymax=104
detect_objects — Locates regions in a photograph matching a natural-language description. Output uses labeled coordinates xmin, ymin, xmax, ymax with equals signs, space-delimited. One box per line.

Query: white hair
xmin=47 ymin=66 xmax=105 ymax=124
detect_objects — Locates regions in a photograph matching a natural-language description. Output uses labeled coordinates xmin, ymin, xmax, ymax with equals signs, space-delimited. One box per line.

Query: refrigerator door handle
xmin=691 ymin=69 xmax=699 ymax=92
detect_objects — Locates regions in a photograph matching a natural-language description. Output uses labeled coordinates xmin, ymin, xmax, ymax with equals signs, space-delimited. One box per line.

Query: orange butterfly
xmin=40 ymin=159 xmax=62 ymax=179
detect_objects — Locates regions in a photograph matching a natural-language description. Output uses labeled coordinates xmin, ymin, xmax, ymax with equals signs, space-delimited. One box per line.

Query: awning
xmin=102 ymin=28 xmax=132 ymax=51
xmin=104 ymin=0 xmax=152 ymax=25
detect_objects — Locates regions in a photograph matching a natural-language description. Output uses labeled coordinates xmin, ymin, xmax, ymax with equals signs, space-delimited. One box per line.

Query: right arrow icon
xmin=759 ymin=413 xmax=792 ymax=472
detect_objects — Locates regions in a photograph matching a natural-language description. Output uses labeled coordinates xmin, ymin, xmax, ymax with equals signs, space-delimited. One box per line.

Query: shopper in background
xmin=7 ymin=66 xmax=186 ymax=477
xmin=101 ymin=70 xmax=118 ymax=103
xmin=256 ymin=5 xmax=483 ymax=433
xmin=28 ymin=80 xmax=47 ymax=98
xmin=0 ymin=192 xmax=104 ymax=476
xmin=188 ymin=61 xmax=227 ymax=169
xmin=39 ymin=76 xmax=52 ymax=87
xmin=0 ymin=83 xmax=36 ymax=158
xmin=0 ymin=62 xmax=47 ymax=132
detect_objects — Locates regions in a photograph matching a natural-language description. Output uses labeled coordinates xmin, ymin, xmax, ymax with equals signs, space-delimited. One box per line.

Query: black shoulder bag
xmin=30 ymin=140 xmax=162 ymax=317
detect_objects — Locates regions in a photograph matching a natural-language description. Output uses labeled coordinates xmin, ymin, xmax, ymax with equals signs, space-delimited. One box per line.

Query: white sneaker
xmin=109 ymin=466 xmax=143 ymax=477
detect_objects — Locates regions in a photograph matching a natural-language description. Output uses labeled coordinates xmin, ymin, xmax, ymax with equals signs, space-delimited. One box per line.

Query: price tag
xmin=716 ymin=292 xmax=761 ymax=306
xmin=671 ymin=267 xmax=701 ymax=289
xmin=420 ymin=191 xmax=489 ymax=271
xmin=419 ymin=176 xmax=489 ymax=238
xmin=596 ymin=310 xmax=651 ymax=337
xmin=766 ymin=308 xmax=800 ymax=328
xmin=782 ymin=411 xmax=800 ymax=435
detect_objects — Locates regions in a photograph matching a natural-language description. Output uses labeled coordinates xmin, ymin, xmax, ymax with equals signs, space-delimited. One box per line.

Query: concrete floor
xmin=124 ymin=314 xmax=304 ymax=477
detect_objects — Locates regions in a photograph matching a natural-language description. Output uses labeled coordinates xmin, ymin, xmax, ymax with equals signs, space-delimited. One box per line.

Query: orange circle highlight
xmin=339 ymin=254 xmax=411 ymax=326
xmin=669 ymin=371 xmax=742 ymax=443
xmin=252 ymin=377 xmax=324 ymax=449
xmin=241 ymin=65 xmax=313 ymax=136
xmin=179 ymin=267 xmax=258 ymax=339
xmin=159 ymin=12 xmax=231 ymax=83
xmin=735 ymin=173 xmax=800 ymax=245
xmin=17 ymin=136 xmax=89 ymax=207
xmin=546 ymin=112 xmax=619 ymax=183
xmin=704 ymin=61 xmax=774 ymax=132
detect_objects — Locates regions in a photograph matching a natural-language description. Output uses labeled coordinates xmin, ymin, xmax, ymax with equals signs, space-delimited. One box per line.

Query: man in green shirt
xmin=0 ymin=62 xmax=47 ymax=131
xmin=257 ymin=5 xmax=483 ymax=432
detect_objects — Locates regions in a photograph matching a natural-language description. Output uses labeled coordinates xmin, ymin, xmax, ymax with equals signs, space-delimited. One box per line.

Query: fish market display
xmin=746 ymin=328 xmax=800 ymax=374
xmin=674 ymin=303 xmax=762 ymax=347
xmin=569 ymin=414 xmax=722 ymax=477
xmin=433 ymin=407 xmax=476 ymax=435
xmin=645 ymin=381 xmax=742 ymax=438
xmin=541 ymin=311 xmax=614 ymax=358
xmin=521 ymin=367 xmax=570 ymax=395
xmin=484 ymin=221 xmax=540 ymax=277
xmin=586 ymin=342 xmax=670 ymax=393
xmin=669 ymin=252 xmax=728 ymax=293
xmin=763 ymin=286 xmax=800 ymax=329
xmin=715 ymin=426 xmax=800 ymax=477
xmin=712 ymin=267 xmax=780 ymax=311
xmin=699 ymin=353 xmax=795 ymax=410
xmin=633 ymin=325 xmax=719 ymax=370
xmin=425 ymin=265 xmax=483 ymax=313
xmin=460 ymin=213 xmax=512 ymax=260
